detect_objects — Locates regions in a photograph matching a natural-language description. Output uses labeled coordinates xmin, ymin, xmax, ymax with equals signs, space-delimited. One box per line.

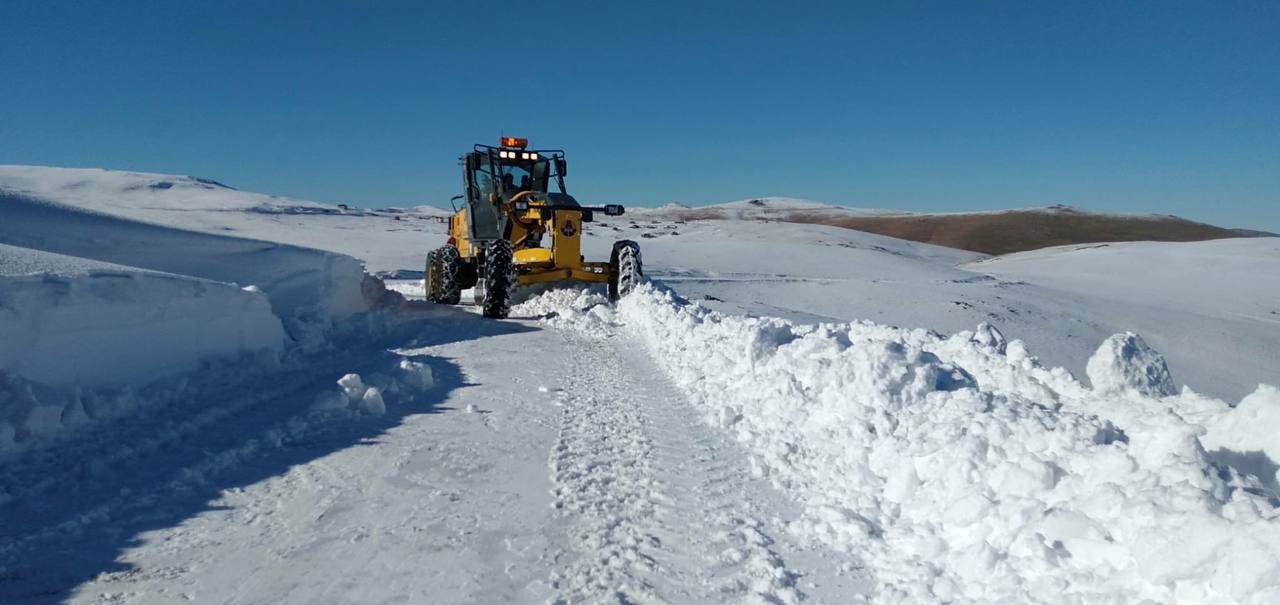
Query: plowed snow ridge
xmin=529 ymin=285 xmax=1280 ymax=604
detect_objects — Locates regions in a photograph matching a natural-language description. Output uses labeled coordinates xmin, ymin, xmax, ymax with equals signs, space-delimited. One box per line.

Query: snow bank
xmin=532 ymin=286 xmax=1280 ymax=604
xmin=0 ymin=247 xmax=283 ymax=386
xmin=0 ymin=169 xmax=407 ymax=460
xmin=0 ymin=189 xmax=372 ymax=335
xmin=0 ymin=245 xmax=285 ymax=457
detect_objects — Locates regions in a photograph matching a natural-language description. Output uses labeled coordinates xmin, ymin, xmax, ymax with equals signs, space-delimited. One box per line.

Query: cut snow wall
xmin=0 ymin=245 xmax=286 ymax=458
xmin=0 ymin=268 xmax=283 ymax=387
xmin=0 ymin=192 xmax=369 ymax=329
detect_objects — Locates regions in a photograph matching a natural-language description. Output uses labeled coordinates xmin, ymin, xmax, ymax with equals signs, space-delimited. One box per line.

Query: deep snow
xmin=0 ymin=244 xmax=283 ymax=387
xmin=0 ymin=168 xmax=395 ymax=459
xmin=535 ymin=285 xmax=1280 ymax=603
xmin=2 ymin=165 xmax=1278 ymax=604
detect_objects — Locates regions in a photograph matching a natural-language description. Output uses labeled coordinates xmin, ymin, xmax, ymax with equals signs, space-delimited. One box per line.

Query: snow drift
xmin=0 ymin=168 xmax=394 ymax=458
xmin=527 ymin=286 xmax=1280 ymax=604
xmin=0 ymin=243 xmax=286 ymax=457
xmin=0 ymin=244 xmax=284 ymax=386
xmin=0 ymin=165 xmax=450 ymax=275
xmin=0 ymin=190 xmax=370 ymax=330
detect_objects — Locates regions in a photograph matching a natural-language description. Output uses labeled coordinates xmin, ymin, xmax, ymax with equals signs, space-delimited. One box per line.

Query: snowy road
xmin=2 ymin=303 xmax=864 ymax=604
xmin=545 ymin=329 xmax=865 ymax=603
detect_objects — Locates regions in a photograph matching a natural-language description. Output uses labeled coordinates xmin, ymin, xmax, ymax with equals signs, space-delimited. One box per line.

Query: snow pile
xmin=311 ymin=360 xmax=435 ymax=416
xmin=511 ymin=288 xmax=612 ymax=332
xmin=534 ymin=286 xmax=1280 ymax=603
xmin=1086 ymin=332 xmax=1178 ymax=397
xmin=1203 ymin=386 xmax=1280 ymax=495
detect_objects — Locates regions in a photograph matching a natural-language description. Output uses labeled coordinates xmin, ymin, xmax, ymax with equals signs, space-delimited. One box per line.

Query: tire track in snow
xmin=546 ymin=330 xmax=801 ymax=604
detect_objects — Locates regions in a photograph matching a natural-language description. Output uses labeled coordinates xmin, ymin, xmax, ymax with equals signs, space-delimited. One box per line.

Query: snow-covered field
xmin=2 ymin=166 xmax=1278 ymax=604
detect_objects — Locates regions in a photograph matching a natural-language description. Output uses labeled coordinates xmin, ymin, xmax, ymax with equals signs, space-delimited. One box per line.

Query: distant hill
xmin=636 ymin=199 xmax=1272 ymax=255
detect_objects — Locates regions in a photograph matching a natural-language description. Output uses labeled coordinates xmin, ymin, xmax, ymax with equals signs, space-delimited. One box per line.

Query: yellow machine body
xmin=447 ymin=196 xmax=610 ymax=286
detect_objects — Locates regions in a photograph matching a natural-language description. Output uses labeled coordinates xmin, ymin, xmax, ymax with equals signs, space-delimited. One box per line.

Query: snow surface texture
xmin=0 ymin=168 xmax=392 ymax=459
xmin=0 ymin=244 xmax=283 ymax=387
xmin=0 ymin=188 xmax=370 ymax=330
xmin=0 ymin=243 xmax=287 ymax=457
xmin=313 ymin=360 xmax=435 ymax=417
xmin=0 ymin=165 xmax=449 ymax=275
xmin=573 ymin=215 xmax=1277 ymax=402
xmin=525 ymin=285 xmax=1280 ymax=604
xmin=11 ymin=165 xmax=1269 ymax=401
xmin=972 ymin=238 xmax=1280 ymax=399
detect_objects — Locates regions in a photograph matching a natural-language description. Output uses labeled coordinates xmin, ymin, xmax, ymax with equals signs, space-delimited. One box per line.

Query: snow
xmin=0 ymin=165 xmax=452 ymax=276
xmin=1 ymin=164 xmax=1277 ymax=604
xmin=577 ymin=216 xmax=1277 ymax=402
xmin=529 ymin=284 xmax=1280 ymax=603
xmin=970 ymin=238 xmax=1280 ymax=319
xmin=0 ymin=243 xmax=287 ymax=457
xmin=1086 ymin=332 xmax=1178 ymax=397
xmin=0 ymin=168 xmax=396 ymax=458
xmin=0 ymin=186 xmax=373 ymax=328
xmin=0 ymin=247 xmax=283 ymax=387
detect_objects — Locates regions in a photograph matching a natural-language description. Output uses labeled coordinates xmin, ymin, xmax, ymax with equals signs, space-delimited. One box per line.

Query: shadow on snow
xmin=0 ymin=309 xmax=538 ymax=604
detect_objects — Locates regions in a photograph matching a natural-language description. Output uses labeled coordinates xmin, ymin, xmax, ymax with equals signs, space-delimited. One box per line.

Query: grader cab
xmin=425 ymin=137 xmax=642 ymax=318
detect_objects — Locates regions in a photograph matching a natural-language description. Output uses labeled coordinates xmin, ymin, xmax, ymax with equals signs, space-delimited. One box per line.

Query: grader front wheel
xmin=481 ymin=240 xmax=517 ymax=319
xmin=609 ymin=240 xmax=642 ymax=301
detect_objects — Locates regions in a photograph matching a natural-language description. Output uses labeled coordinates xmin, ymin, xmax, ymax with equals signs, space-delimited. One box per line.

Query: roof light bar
xmin=500 ymin=136 xmax=528 ymax=149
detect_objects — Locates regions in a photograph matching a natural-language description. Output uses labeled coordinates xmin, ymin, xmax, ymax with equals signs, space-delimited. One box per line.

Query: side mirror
xmin=581 ymin=210 xmax=594 ymax=222
xmin=604 ymin=204 xmax=624 ymax=216
xmin=555 ymin=157 xmax=568 ymax=177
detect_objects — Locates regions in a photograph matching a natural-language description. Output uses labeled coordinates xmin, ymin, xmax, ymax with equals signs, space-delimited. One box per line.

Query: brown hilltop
xmin=785 ymin=207 xmax=1264 ymax=255
xmin=643 ymin=200 xmax=1271 ymax=256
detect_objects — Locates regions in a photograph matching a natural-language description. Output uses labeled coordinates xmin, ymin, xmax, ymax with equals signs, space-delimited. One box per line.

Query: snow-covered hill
xmin=2 ymin=166 xmax=1278 ymax=604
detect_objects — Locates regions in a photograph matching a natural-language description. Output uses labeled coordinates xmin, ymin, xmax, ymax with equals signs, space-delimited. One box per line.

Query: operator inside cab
xmin=496 ymin=160 xmax=547 ymax=195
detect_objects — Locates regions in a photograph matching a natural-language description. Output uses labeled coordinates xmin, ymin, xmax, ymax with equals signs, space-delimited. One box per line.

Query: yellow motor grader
xmin=425 ymin=137 xmax=642 ymax=318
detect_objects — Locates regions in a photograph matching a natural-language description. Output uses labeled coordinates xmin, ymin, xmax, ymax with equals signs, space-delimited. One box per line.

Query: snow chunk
xmin=970 ymin=322 xmax=1007 ymax=354
xmin=360 ymin=387 xmax=386 ymax=416
xmin=337 ymin=373 xmax=366 ymax=402
xmin=397 ymin=359 xmax=434 ymax=391
xmin=1087 ymin=332 xmax=1177 ymax=397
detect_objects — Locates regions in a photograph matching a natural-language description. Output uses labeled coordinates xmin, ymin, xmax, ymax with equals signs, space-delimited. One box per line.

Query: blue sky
xmin=2 ymin=1 xmax=1277 ymax=230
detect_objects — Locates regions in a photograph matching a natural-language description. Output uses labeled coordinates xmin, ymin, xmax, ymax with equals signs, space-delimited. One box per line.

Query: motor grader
xmin=425 ymin=137 xmax=642 ymax=318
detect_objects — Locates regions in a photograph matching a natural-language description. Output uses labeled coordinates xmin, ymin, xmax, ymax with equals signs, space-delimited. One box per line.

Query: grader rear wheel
xmin=425 ymin=246 xmax=463 ymax=304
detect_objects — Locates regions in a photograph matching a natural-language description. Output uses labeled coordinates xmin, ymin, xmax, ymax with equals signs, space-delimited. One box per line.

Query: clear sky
xmin=2 ymin=1 xmax=1277 ymax=230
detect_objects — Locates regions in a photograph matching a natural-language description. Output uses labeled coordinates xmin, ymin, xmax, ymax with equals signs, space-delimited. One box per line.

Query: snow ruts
xmin=546 ymin=329 xmax=804 ymax=604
